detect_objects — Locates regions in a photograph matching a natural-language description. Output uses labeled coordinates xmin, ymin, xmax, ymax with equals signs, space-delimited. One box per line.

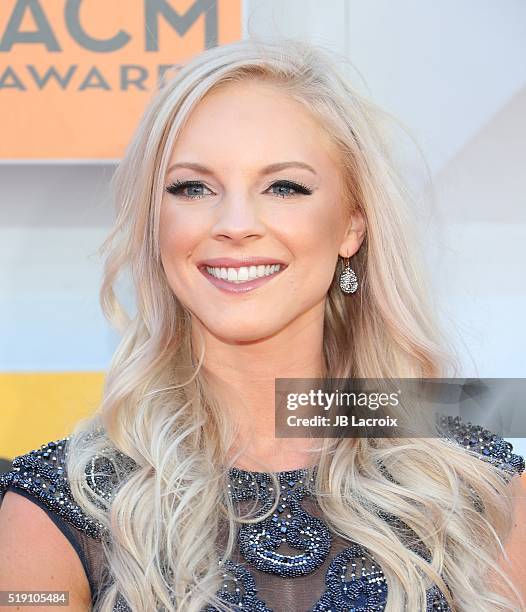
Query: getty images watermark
xmin=285 ymin=388 xmax=400 ymax=428
xmin=274 ymin=378 xmax=526 ymax=439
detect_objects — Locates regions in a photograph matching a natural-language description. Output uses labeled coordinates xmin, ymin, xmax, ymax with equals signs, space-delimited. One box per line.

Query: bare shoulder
xmin=488 ymin=472 xmax=526 ymax=607
xmin=0 ymin=490 xmax=91 ymax=611
xmin=504 ymin=471 xmax=526 ymax=557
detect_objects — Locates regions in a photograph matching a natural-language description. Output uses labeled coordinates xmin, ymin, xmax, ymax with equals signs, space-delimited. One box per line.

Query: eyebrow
xmin=166 ymin=161 xmax=318 ymax=176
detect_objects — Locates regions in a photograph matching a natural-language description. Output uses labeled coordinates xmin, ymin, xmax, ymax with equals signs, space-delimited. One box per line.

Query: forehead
xmin=167 ymin=79 xmax=340 ymax=170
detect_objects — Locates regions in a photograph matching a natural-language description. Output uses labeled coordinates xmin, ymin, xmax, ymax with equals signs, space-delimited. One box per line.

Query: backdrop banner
xmin=0 ymin=0 xmax=241 ymax=159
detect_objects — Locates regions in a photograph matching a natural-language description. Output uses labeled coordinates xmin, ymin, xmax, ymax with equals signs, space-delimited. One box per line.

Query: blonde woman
xmin=1 ymin=38 xmax=525 ymax=611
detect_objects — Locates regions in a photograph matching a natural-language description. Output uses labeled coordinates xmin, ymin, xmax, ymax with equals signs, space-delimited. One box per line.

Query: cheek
xmin=279 ymin=201 xmax=342 ymax=263
xmin=159 ymin=205 xmax=204 ymax=263
xmin=159 ymin=213 xmax=193 ymax=300
xmin=274 ymin=219 xmax=340 ymax=303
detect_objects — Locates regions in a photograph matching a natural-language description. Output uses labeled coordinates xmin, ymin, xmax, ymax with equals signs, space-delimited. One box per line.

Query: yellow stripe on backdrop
xmin=0 ymin=372 xmax=104 ymax=459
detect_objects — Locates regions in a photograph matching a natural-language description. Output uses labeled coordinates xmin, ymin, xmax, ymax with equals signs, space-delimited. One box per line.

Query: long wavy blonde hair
xmin=65 ymin=37 xmax=523 ymax=611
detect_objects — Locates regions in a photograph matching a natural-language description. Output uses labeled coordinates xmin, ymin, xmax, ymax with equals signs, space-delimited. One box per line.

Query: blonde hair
xmin=65 ymin=37 xmax=523 ymax=611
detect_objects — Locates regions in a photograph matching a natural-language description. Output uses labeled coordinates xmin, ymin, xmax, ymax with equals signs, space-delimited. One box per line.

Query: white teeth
xmin=204 ymin=264 xmax=283 ymax=283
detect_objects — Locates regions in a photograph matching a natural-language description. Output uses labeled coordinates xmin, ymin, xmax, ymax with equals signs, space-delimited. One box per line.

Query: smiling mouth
xmin=201 ymin=263 xmax=285 ymax=284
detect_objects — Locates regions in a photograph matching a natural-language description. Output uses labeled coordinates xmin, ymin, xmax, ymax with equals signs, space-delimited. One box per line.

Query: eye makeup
xmin=165 ymin=179 xmax=314 ymax=200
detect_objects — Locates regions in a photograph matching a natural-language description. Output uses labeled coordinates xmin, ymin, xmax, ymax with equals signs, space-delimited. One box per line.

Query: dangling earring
xmin=339 ymin=255 xmax=358 ymax=294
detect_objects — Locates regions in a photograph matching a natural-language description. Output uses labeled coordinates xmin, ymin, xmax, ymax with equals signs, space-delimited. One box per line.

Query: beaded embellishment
xmin=216 ymin=472 xmax=451 ymax=612
xmin=228 ymin=466 xmax=331 ymax=577
xmin=438 ymin=415 xmax=526 ymax=476
xmin=203 ymin=560 xmax=272 ymax=612
xmin=0 ymin=416 xmax=523 ymax=612
xmin=0 ymin=437 xmax=107 ymax=539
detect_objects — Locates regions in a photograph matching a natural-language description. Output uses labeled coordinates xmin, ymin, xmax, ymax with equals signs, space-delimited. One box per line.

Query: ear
xmin=339 ymin=207 xmax=366 ymax=258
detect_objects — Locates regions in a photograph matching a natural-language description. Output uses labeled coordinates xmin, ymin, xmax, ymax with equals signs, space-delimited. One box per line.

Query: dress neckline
xmin=227 ymin=464 xmax=318 ymax=478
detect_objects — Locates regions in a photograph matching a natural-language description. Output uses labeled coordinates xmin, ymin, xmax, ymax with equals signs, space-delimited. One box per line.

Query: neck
xmin=191 ymin=302 xmax=326 ymax=472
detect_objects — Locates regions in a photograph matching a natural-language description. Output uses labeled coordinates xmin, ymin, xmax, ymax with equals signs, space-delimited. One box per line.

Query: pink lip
xmin=198 ymin=262 xmax=287 ymax=294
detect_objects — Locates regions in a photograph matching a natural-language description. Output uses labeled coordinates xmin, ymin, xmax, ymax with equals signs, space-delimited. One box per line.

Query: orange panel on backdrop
xmin=0 ymin=0 xmax=242 ymax=159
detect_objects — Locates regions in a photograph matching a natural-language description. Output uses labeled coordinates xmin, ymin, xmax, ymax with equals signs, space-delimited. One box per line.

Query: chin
xmin=207 ymin=321 xmax=282 ymax=344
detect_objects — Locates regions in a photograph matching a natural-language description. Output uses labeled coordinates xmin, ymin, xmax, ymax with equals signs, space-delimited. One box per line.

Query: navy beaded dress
xmin=0 ymin=415 xmax=524 ymax=612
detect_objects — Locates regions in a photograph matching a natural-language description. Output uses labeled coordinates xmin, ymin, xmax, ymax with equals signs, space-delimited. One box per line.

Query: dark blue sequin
xmin=438 ymin=415 xmax=526 ymax=475
xmin=203 ymin=560 xmax=272 ymax=612
xmin=228 ymin=466 xmax=331 ymax=577
xmin=0 ymin=436 xmax=106 ymax=540
xmin=312 ymin=545 xmax=388 ymax=611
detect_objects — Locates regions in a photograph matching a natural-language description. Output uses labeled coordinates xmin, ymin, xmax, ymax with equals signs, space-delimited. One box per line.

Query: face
xmin=159 ymin=79 xmax=364 ymax=344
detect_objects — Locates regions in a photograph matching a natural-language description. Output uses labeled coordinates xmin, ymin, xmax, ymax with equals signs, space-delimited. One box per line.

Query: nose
xmin=210 ymin=192 xmax=267 ymax=242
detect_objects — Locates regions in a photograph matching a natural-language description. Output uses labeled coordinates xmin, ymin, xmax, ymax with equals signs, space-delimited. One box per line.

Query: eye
xmin=165 ymin=179 xmax=313 ymax=201
xmin=268 ymin=180 xmax=313 ymax=198
xmin=165 ymin=180 xmax=213 ymax=200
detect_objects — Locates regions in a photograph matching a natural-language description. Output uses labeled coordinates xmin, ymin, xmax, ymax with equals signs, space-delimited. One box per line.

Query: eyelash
xmin=164 ymin=179 xmax=313 ymax=200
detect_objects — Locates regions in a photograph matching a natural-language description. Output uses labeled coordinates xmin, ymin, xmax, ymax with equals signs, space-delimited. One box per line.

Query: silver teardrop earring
xmin=339 ymin=255 xmax=358 ymax=294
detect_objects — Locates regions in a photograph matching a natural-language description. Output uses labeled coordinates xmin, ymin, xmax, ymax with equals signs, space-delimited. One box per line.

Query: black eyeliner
xmin=272 ymin=179 xmax=312 ymax=195
xmin=164 ymin=179 xmax=313 ymax=198
xmin=165 ymin=179 xmax=203 ymax=195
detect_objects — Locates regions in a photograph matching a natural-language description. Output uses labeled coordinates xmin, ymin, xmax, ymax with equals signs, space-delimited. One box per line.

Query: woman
xmin=0 ymin=37 xmax=525 ymax=611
